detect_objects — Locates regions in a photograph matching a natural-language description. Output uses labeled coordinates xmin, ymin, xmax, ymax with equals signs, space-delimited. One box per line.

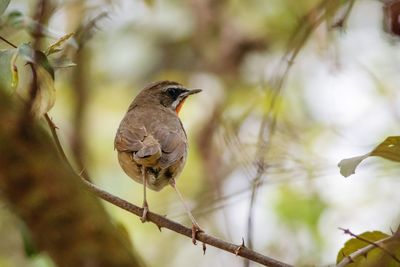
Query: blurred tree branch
xmin=0 ymin=91 xmax=145 ymax=267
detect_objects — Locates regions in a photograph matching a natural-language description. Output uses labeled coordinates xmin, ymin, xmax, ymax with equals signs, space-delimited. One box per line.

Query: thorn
xmin=342 ymin=251 xmax=354 ymax=263
xmin=338 ymin=227 xmax=350 ymax=234
xmin=390 ymin=227 xmax=395 ymax=235
xmin=202 ymin=243 xmax=206 ymax=255
xmin=78 ymin=168 xmax=86 ymax=177
xmin=156 ymin=224 xmax=162 ymax=232
xmin=192 ymin=225 xmax=199 ymax=245
xmin=235 ymin=238 xmax=246 ymax=256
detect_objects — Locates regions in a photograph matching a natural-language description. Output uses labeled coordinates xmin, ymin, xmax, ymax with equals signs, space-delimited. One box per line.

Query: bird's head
xmin=135 ymin=81 xmax=202 ymax=114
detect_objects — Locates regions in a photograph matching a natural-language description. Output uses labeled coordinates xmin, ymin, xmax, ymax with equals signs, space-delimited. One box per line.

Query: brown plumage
xmin=114 ymin=81 xmax=203 ymax=242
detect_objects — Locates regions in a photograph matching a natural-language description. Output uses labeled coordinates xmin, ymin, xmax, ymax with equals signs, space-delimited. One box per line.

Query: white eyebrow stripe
xmin=164 ymin=85 xmax=185 ymax=91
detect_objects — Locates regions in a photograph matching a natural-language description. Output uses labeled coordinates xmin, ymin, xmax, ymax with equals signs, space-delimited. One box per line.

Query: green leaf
xmin=338 ymin=136 xmax=400 ymax=177
xmin=18 ymin=43 xmax=54 ymax=79
xmin=45 ymin=32 xmax=74 ymax=55
xmin=17 ymin=222 xmax=38 ymax=258
xmin=143 ymin=0 xmax=155 ymax=7
xmin=274 ymin=186 xmax=326 ymax=242
xmin=30 ymin=65 xmax=56 ymax=118
xmin=5 ymin=10 xmax=24 ymax=27
xmin=0 ymin=49 xmax=14 ymax=91
xmin=0 ymin=0 xmax=10 ymax=16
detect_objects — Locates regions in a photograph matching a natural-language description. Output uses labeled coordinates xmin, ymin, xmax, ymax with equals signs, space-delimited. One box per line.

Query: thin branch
xmin=338 ymin=228 xmax=400 ymax=265
xmin=336 ymin=235 xmax=395 ymax=267
xmin=41 ymin=103 xmax=294 ymax=267
xmin=80 ymin=177 xmax=293 ymax=267
xmin=244 ymin=2 xmax=348 ymax=265
xmin=44 ymin=113 xmax=75 ymax=171
xmin=332 ymin=0 xmax=356 ymax=29
xmin=0 ymin=36 xmax=17 ymax=48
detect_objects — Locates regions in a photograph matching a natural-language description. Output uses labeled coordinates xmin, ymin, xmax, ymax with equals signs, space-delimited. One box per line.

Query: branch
xmin=336 ymin=235 xmax=395 ymax=267
xmin=0 ymin=92 xmax=145 ymax=267
xmin=41 ymin=100 xmax=294 ymax=267
xmin=337 ymin=228 xmax=400 ymax=267
xmin=44 ymin=113 xmax=74 ymax=169
xmin=79 ymin=176 xmax=293 ymax=267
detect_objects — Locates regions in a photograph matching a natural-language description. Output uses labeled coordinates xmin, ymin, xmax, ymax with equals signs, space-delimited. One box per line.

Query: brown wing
xmin=154 ymin=128 xmax=187 ymax=168
xmin=114 ymin=125 xmax=146 ymax=152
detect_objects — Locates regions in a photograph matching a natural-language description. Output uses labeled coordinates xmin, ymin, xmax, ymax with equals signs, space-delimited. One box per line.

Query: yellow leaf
xmin=338 ymin=136 xmax=400 ymax=178
xmin=45 ymin=32 xmax=75 ymax=55
xmin=31 ymin=65 xmax=56 ymax=118
xmin=10 ymin=50 xmax=19 ymax=90
xmin=336 ymin=231 xmax=389 ymax=265
xmin=370 ymin=136 xmax=400 ymax=162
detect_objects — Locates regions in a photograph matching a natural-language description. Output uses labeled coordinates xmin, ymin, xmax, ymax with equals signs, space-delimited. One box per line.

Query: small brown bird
xmin=114 ymin=81 xmax=202 ymax=243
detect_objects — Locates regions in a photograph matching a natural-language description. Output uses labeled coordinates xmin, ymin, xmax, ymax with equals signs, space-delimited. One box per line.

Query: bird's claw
xmin=191 ymin=224 xmax=204 ymax=245
xmin=140 ymin=203 xmax=149 ymax=223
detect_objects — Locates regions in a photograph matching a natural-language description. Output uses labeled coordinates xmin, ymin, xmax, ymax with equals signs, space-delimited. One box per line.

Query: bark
xmin=0 ymin=93 xmax=145 ymax=267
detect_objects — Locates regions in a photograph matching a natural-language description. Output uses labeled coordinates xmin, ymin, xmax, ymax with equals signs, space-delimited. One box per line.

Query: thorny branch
xmin=0 ymin=31 xmax=293 ymax=266
xmin=31 ymin=64 xmax=294 ymax=266
xmin=336 ymin=235 xmax=395 ymax=267
xmin=80 ymin=177 xmax=293 ymax=267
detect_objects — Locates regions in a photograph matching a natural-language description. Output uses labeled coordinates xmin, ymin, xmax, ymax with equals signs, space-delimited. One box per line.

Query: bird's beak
xmin=183 ymin=89 xmax=202 ymax=97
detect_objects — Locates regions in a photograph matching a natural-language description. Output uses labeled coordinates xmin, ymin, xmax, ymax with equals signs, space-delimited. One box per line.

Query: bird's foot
xmin=140 ymin=202 xmax=149 ymax=223
xmin=191 ymin=224 xmax=204 ymax=245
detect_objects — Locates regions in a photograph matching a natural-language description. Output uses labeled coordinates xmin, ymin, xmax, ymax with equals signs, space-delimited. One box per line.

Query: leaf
xmin=370 ymin=136 xmax=400 ymax=161
xmin=5 ymin=10 xmax=24 ymax=27
xmin=336 ymin=231 xmax=389 ymax=264
xmin=338 ymin=136 xmax=400 ymax=177
xmin=143 ymin=0 xmax=155 ymax=6
xmin=17 ymin=222 xmax=38 ymax=258
xmin=18 ymin=43 xmax=54 ymax=79
xmin=30 ymin=65 xmax=56 ymax=118
xmin=49 ymin=57 xmax=76 ymax=69
xmin=0 ymin=0 xmax=10 ymax=15
xmin=10 ymin=49 xmax=18 ymax=90
xmin=338 ymin=153 xmax=370 ymax=178
xmin=274 ymin=186 xmax=326 ymax=241
xmin=45 ymin=32 xmax=75 ymax=55
xmin=0 ymin=49 xmax=13 ymax=91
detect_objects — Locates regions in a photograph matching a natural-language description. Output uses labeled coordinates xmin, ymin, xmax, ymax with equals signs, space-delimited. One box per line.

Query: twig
xmin=40 ymin=100 xmax=294 ymax=266
xmin=338 ymin=228 xmax=400 ymax=265
xmin=244 ymin=2 xmax=348 ymax=265
xmin=79 ymin=177 xmax=293 ymax=267
xmin=44 ymin=113 xmax=75 ymax=171
xmin=0 ymin=36 xmax=17 ymax=48
xmin=336 ymin=235 xmax=395 ymax=267
xmin=332 ymin=0 xmax=356 ymax=29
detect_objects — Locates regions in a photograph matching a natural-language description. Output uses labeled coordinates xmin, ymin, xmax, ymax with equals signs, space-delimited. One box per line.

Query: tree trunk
xmin=0 ymin=93 xmax=145 ymax=267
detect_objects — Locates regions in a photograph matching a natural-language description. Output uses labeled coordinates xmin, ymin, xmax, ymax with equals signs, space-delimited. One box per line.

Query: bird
xmin=114 ymin=80 xmax=202 ymax=244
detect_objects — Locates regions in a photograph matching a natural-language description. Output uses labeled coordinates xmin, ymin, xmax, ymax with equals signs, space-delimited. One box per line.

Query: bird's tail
xmin=133 ymin=134 xmax=161 ymax=166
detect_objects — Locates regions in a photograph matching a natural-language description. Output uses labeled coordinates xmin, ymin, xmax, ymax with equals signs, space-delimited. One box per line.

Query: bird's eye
xmin=166 ymin=87 xmax=181 ymax=99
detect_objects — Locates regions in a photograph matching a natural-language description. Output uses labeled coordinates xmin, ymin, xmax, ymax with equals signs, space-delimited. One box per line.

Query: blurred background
xmin=1 ymin=0 xmax=400 ymax=266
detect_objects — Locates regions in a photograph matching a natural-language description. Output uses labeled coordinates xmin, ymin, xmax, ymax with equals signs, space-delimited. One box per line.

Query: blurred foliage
xmin=1 ymin=0 xmax=400 ymax=266
xmin=275 ymin=186 xmax=326 ymax=237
